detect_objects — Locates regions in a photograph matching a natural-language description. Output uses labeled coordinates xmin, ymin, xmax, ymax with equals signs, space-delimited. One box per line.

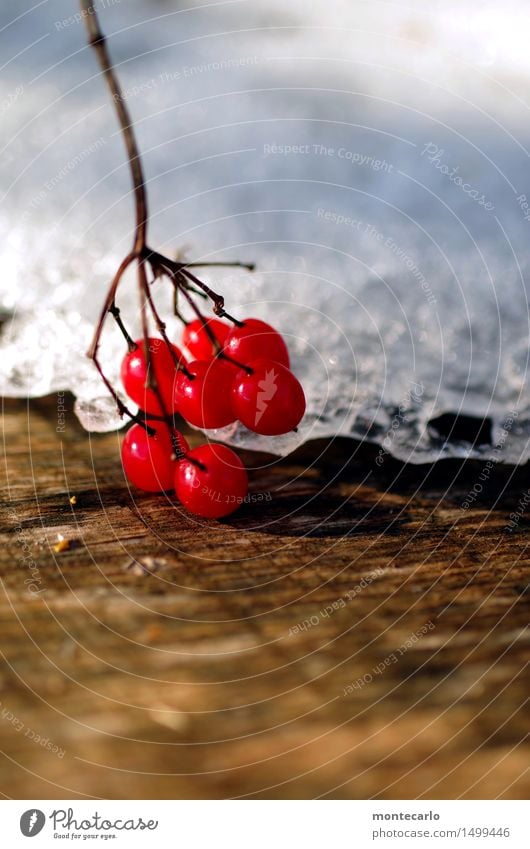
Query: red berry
xmin=175 ymin=359 xmax=236 ymax=429
xmin=223 ymin=318 xmax=290 ymax=368
xmin=174 ymin=443 xmax=248 ymax=518
xmin=182 ymin=318 xmax=230 ymax=360
xmin=121 ymin=423 xmax=188 ymax=492
xmin=121 ymin=338 xmax=186 ymax=416
xmin=232 ymin=358 xmax=305 ymax=435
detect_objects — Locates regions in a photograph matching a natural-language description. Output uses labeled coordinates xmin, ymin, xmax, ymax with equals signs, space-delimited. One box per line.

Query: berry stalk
xmin=79 ymin=3 xmax=305 ymax=518
xmin=80 ymin=0 xmax=147 ymax=255
xmin=79 ymin=0 xmax=253 ymax=443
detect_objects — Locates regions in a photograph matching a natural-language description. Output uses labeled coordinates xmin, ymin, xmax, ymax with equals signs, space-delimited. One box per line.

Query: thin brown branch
xmin=80 ymin=0 xmax=148 ymax=253
xmin=80 ymin=0 xmax=254 ymax=433
xmin=147 ymin=249 xmax=244 ymax=326
xmin=167 ymin=270 xmax=251 ymax=374
xmin=184 ymin=261 xmax=255 ymax=271
xmin=142 ymin=265 xmax=194 ymax=380
xmin=87 ymin=251 xmax=135 ymax=360
xmin=138 ymin=261 xmax=187 ymax=458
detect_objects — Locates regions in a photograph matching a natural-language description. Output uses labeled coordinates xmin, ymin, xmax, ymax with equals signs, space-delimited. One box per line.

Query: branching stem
xmin=80 ymin=1 xmax=254 ymax=456
xmin=80 ymin=0 xmax=147 ymax=254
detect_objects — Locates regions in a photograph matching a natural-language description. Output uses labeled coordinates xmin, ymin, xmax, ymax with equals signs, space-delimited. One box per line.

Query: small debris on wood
xmin=148 ymin=705 xmax=189 ymax=732
xmin=69 ymin=495 xmax=77 ymax=506
xmin=53 ymin=534 xmax=72 ymax=553
xmin=140 ymin=624 xmax=162 ymax=643
xmin=123 ymin=556 xmax=167 ymax=576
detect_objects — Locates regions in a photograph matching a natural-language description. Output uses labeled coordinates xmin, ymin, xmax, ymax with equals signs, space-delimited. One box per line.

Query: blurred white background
xmin=2 ymin=0 xmax=530 ymax=462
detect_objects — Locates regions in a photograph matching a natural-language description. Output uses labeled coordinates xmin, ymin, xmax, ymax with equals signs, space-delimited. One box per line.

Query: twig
xmin=80 ymin=0 xmax=147 ymax=254
xmin=79 ymin=1 xmax=254 ymax=446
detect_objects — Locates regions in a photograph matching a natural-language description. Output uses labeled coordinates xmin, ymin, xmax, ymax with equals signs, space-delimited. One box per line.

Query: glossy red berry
xmin=232 ymin=358 xmax=305 ymax=435
xmin=121 ymin=338 xmax=186 ymax=416
xmin=121 ymin=423 xmax=188 ymax=492
xmin=174 ymin=443 xmax=248 ymax=518
xmin=182 ymin=318 xmax=230 ymax=360
xmin=175 ymin=359 xmax=236 ymax=429
xmin=223 ymin=318 xmax=290 ymax=368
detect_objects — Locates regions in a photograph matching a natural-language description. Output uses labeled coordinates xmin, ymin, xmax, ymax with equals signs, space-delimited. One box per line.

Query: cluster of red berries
xmin=120 ymin=317 xmax=306 ymax=518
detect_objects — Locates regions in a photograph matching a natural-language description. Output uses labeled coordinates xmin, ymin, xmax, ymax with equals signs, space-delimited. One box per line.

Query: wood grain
xmin=0 ymin=394 xmax=528 ymax=799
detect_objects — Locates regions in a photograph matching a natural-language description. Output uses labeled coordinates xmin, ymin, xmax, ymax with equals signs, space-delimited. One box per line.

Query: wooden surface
xmin=0 ymin=394 xmax=529 ymax=800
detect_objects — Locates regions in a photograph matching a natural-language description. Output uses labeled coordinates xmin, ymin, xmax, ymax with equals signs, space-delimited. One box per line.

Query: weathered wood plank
xmin=0 ymin=395 xmax=528 ymax=799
